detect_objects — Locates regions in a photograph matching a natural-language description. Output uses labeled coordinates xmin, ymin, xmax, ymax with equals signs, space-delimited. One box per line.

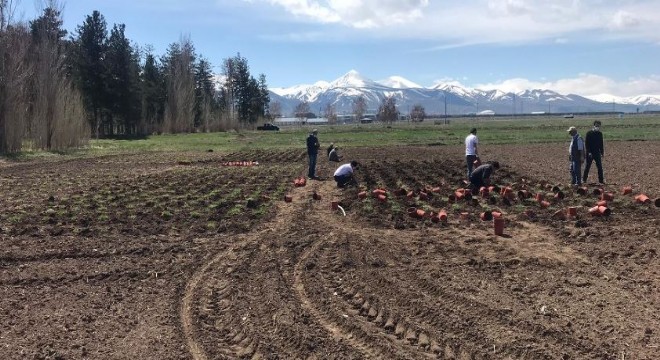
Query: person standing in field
xmin=333 ymin=160 xmax=359 ymax=188
xmin=306 ymin=129 xmax=321 ymax=180
xmin=567 ymin=126 xmax=585 ymax=186
xmin=465 ymin=128 xmax=479 ymax=178
xmin=583 ymin=120 xmax=605 ymax=184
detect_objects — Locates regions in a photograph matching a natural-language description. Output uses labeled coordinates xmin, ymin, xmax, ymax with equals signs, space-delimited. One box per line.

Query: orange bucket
xmin=480 ymin=211 xmax=493 ymax=221
xmin=589 ymin=205 xmax=611 ymax=216
xmin=416 ymin=209 xmax=426 ymax=218
xmin=377 ymin=194 xmax=387 ymax=203
xmin=493 ymin=217 xmax=505 ymax=235
xmin=576 ymin=187 xmax=588 ymax=196
xmin=601 ymin=192 xmax=614 ymax=201
xmin=357 ymin=191 xmax=367 ymax=200
xmin=535 ymin=193 xmax=544 ymax=202
xmin=635 ymin=194 xmax=651 ymax=204
xmin=597 ymin=200 xmax=607 ymax=207
xmin=567 ymin=207 xmax=577 ymax=217
xmin=539 ymin=200 xmax=550 ymax=208
xmin=438 ymin=209 xmax=448 ymax=222
xmin=331 ymin=201 xmax=339 ymax=210
xmin=622 ymin=186 xmax=633 ymax=195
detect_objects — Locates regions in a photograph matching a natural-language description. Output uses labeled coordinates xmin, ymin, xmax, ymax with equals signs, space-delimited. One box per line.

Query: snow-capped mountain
xmin=268 ymin=71 xmax=660 ymax=116
xmin=377 ymin=76 xmax=422 ymax=89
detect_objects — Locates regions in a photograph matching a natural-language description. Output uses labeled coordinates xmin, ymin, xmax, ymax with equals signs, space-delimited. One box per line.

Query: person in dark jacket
xmin=469 ymin=161 xmax=500 ymax=191
xmin=306 ymin=129 xmax=320 ymax=179
xmin=583 ymin=120 xmax=605 ymax=184
xmin=328 ymin=146 xmax=343 ymax=162
xmin=567 ymin=126 xmax=585 ymax=186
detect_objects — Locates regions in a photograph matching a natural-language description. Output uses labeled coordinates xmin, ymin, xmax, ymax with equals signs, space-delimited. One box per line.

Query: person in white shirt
xmin=333 ymin=160 xmax=359 ymax=188
xmin=567 ymin=126 xmax=585 ymax=186
xmin=465 ymin=128 xmax=479 ymax=178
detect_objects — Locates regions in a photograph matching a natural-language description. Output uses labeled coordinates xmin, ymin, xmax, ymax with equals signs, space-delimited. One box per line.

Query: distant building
xmin=477 ymin=110 xmax=495 ymax=116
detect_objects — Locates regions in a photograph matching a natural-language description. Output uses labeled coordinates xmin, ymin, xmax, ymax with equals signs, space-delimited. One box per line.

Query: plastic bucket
xmin=357 ymin=191 xmax=367 ymax=200
xmin=313 ymin=192 xmax=322 ymax=200
xmin=539 ymin=200 xmax=551 ymax=208
xmin=331 ymin=201 xmax=339 ymax=210
xmin=493 ymin=217 xmax=505 ymax=236
xmin=419 ymin=191 xmax=429 ymax=201
xmin=554 ymin=191 xmax=565 ymax=200
xmin=576 ymin=187 xmax=588 ymax=196
xmin=567 ymin=207 xmax=577 ymax=217
xmin=438 ymin=209 xmax=448 ymax=222
xmin=589 ymin=205 xmax=611 ymax=216
xmin=377 ymin=194 xmax=387 ymax=203
xmin=635 ymin=194 xmax=651 ymax=204
xmin=535 ymin=193 xmax=544 ymax=202
xmin=592 ymin=188 xmax=603 ymax=196
xmin=416 ymin=209 xmax=426 ymax=218
xmin=622 ymin=186 xmax=633 ymax=195
xmin=480 ymin=211 xmax=493 ymax=221
xmin=284 ymin=195 xmax=293 ymax=203
xmin=491 ymin=211 xmax=503 ymax=218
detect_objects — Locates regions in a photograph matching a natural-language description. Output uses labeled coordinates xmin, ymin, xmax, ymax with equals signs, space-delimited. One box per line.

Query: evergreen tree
xmin=105 ymin=23 xmax=141 ymax=136
xmin=141 ymin=51 xmax=165 ymax=134
xmin=71 ymin=10 xmax=108 ymax=137
xmin=194 ymin=57 xmax=215 ymax=130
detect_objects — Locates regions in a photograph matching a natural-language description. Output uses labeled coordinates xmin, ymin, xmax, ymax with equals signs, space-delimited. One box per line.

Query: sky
xmin=9 ymin=0 xmax=660 ymax=97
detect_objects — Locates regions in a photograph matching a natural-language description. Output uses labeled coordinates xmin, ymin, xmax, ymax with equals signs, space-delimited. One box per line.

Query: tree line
xmin=0 ymin=1 xmax=270 ymax=153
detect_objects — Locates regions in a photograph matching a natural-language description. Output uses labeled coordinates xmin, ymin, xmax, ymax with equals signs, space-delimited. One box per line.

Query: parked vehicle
xmin=257 ymin=123 xmax=280 ymax=131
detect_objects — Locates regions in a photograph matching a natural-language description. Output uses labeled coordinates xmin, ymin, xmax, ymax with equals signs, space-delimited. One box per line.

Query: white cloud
xmin=258 ymin=0 xmax=428 ymax=28
xmin=246 ymin=0 xmax=660 ymax=45
xmin=474 ymin=74 xmax=660 ymax=97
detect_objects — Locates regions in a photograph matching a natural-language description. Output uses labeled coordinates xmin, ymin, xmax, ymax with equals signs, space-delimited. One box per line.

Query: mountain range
xmin=269 ymin=70 xmax=660 ymax=117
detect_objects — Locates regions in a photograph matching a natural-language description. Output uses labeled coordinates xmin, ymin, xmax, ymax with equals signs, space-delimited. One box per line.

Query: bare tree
xmin=28 ymin=2 xmax=89 ymax=150
xmin=294 ymin=100 xmax=309 ymax=125
xmin=352 ymin=95 xmax=367 ymax=122
xmin=163 ymin=36 xmax=196 ymax=133
xmin=0 ymin=20 xmax=30 ymax=153
xmin=410 ymin=104 xmax=426 ymax=122
xmin=269 ymin=101 xmax=282 ymax=119
xmin=377 ymin=96 xmax=398 ymax=125
xmin=324 ymin=103 xmax=337 ymax=125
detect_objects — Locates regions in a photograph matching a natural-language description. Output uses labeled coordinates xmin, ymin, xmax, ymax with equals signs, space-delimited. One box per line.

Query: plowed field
xmin=1 ymin=141 xmax=658 ymax=359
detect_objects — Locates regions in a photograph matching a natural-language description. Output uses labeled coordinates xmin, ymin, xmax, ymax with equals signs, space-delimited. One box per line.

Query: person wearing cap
xmin=567 ymin=126 xmax=585 ymax=186
xmin=326 ymin=142 xmax=335 ymax=156
xmin=469 ymin=161 xmax=500 ymax=192
xmin=306 ymin=129 xmax=321 ymax=179
xmin=328 ymin=146 xmax=343 ymax=162
xmin=583 ymin=120 xmax=605 ymax=184
xmin=333 ymin=160 xmax=359 ymax=188
xmin=465 ymin=128 xmax=479 ymax=178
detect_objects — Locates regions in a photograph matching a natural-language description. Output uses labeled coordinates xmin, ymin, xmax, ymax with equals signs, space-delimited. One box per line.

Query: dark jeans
xmin=570 ymin=159 xmax=582 ymax=185
xmin=308 ymin=153 xmax=317 ymax=178
xmin=469 ymin=174 xmax=485 ymax=191
xmin=466 ymin=155 xmax=478 ymax=178
xmin=583 ymin=153 xmax=604 ymax=183
xmin=334 ymin=174 xmax=354 ymax=188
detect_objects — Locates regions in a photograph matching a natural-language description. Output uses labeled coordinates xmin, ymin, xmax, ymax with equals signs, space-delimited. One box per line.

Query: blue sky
xmin=10 ymin=0 xmax=660 ymax=97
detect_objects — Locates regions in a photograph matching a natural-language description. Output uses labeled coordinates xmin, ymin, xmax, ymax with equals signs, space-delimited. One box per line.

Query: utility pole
xmin=444 ymin=91 xmax=448 ymax=125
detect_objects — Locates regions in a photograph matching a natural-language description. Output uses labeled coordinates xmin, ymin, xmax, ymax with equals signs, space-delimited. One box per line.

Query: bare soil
xmin=1 ymin=141 xmax=658 ymax=359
